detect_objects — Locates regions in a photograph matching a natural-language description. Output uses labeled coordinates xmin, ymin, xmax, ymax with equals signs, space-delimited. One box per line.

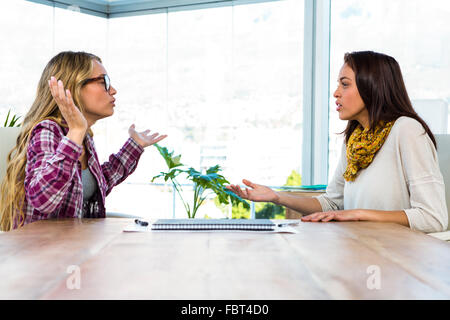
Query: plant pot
xmin=0 ymin=127 xmax=21 ymax=183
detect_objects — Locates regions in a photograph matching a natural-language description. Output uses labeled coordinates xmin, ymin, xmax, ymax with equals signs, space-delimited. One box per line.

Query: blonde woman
xmin=228 ymin=51 xmax=448 ymax=233
xmin=0 ymin=51 xmax=167 ymax=231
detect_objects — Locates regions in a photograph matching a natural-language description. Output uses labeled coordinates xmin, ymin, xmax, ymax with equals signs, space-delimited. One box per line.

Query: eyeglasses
xmin=82 ymin=74 xmax=111 ymax=92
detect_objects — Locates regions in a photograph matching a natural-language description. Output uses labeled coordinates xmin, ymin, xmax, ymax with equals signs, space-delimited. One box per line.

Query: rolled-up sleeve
xmin=399 ymin=122 xmax=448 ymax=233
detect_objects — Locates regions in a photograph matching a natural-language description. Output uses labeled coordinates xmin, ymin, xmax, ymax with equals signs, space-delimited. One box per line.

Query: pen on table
xmin=135 ymin=219 xmax=149 ymax=227
xmin=277 ymin=221 xmax=300 ymax=227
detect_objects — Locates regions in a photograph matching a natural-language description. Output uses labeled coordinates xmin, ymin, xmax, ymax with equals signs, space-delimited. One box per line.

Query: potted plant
xmin=0 ymin=109 xmax=22 ymax=182
xmin=151 ymin=144 xmax=249 ymax=218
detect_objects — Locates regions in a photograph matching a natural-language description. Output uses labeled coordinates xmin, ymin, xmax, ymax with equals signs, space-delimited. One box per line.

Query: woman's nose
xmin=109 ymin=85 xmax=117 ymax=95
xmin=333 ymin=87 xmax=340 ymax=98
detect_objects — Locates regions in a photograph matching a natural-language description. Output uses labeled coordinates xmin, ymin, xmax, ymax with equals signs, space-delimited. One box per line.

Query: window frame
xmin=302 ymin=0 xmax=330 ymax=185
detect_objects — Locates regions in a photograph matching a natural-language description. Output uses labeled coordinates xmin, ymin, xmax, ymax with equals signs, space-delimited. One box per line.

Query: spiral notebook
xmin=151 ymin=219 xmax=276 ymax=231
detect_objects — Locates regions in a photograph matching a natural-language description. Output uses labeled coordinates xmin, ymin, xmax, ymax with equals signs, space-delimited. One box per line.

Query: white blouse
xmin=316 ymin=116 xmax=448 ymax=233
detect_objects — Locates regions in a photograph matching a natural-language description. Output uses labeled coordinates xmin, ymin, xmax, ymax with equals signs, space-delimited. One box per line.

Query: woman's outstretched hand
xmin=128 ymin=124 xmax=167 ymax=148
xmin=48 ymin=76 xmax=88 ymax=145
xmin=226 ymin=179 xmax=280 ymax=203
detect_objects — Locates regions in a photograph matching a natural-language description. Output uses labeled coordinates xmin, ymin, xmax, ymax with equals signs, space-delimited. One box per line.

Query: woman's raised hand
xmin=48 ymin=76 xmax=88 ymax=145
xmin=128 ymin=124 xmax=167 ymax=148
xmin=226 ymin=179 xmax=280 ymax=203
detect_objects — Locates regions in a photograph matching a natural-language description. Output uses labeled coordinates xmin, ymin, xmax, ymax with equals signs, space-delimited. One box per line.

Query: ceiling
xmin=27 ymin=0 xmax=277 ymax=18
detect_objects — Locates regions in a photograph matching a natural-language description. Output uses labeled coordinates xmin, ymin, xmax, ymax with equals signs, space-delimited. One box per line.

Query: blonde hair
xmin=0 ymin=51 xmax=101 ymax=231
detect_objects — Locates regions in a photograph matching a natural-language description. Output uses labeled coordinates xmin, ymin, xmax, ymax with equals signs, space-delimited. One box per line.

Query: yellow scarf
xmin=343 ymin=120 xmax=394 ymax=182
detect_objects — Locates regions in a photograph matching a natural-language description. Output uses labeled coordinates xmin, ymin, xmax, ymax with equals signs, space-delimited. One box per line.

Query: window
xmin=54 ymin=6 xmax=107 ymax=56
xmin=102 ymin=13 xmax=171 ymax=217
xmin=104 ymin=0 xmax=304 ymax=218
xmin=0 ymin=1 xmax=53 ymax=117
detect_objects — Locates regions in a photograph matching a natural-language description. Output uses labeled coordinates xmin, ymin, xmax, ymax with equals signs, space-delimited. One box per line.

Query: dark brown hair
xmin=342 ymin=51 xmax=436 ymax=148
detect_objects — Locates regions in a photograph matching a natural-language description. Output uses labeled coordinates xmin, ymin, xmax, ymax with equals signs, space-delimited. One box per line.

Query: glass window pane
xmin=0 ymin=1 xmax=53 ymax=117
xmin=103 ymin=14 xmax=170 ymax=218
xmin=54 ymin=7 xmax=107 ymax=58
xmin=105 ymin=0 xmax=304 ymax=219
xmin=163 ymin=0 xmax=304 ymax=218
xmin=166 ymin=6 xmax=233 ymax=218
xmin=232 ymin=0 xmax=304 ymax=186
xmin=167 ymin=5 xmax=232 ymax=169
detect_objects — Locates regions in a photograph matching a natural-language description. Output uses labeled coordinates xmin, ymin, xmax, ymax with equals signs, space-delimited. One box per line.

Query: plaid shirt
xmin=14 ymin=120 xmax=144 ymax=229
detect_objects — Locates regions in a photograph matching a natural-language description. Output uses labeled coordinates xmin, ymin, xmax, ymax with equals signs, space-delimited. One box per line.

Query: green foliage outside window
xmin=285 ymin=169 xmax=302 ymax=186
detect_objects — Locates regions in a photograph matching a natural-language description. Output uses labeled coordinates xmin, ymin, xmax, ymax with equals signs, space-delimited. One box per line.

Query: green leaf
xmin=151 ymin=172 xmax=165 ymax=182
xmin=4 ymin=109 xmax=10 ymax=127
xmin=225 ymin=189 xmax=250 ymax=208
xmin=154 ymin=143 xmax=183 ymax=170
xmin=206 ymin=164 xmax=220 ymax=174
xmin=3 ymin=109 xmax=21 ymax=127
xmin=151 ymin=168 xmax=185 ymax=183
xmin=10 ymin=115 xmax=21 ymax=127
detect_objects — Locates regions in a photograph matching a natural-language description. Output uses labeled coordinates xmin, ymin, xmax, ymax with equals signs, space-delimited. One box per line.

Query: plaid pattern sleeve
xmin=100 ymin=137 xmax=144 ymax=195
xmin=24 ymin=120 xmax=83 ymax=217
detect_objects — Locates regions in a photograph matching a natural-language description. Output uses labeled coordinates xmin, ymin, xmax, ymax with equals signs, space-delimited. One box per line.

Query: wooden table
xmin=0 ymin=218 xmax=449 ymax=299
